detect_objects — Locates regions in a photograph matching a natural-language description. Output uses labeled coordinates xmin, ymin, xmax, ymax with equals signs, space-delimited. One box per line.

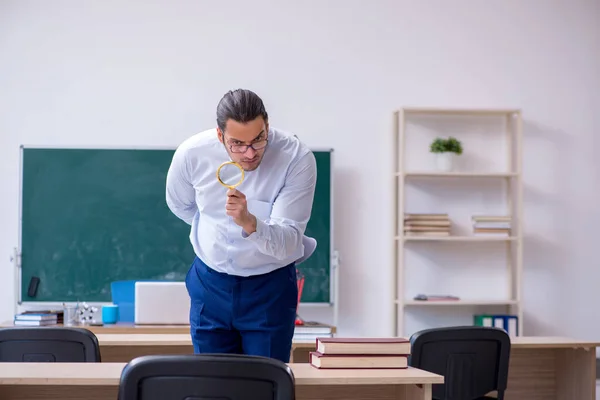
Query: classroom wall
xmin=1 ymin=0 xmax=599 ymax=341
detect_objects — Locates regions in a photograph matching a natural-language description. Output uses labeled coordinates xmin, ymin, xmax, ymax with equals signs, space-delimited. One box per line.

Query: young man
xmin=165 ymin=89 xmax=317 ymax=362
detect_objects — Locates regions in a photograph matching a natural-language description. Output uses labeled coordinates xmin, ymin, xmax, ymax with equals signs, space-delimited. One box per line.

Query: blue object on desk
xmin=110 ymin=279 xmax=160 ymax=322
xmin=110 ymin=281 xmax=136 ymax=322
xmin=102 ymin=304 xmax=119 ymax=324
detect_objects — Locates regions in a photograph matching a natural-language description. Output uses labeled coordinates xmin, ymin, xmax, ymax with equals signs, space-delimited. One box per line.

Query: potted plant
xmin=430 ymin=136 xmax=463 ymax=171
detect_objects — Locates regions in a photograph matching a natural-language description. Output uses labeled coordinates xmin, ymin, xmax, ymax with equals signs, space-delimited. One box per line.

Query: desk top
xmin=95 ymin=334 xmax=600 ymax=349
xmin=96 ymin=333 xmax=201 ymax=345
xmin=2 ymin=321 xmax=337 ymax=335
xmin=0 ymin=363 xmax=443 ymax=386
xmin=95 ymin=334 xmax=316 ymax=348
xmin=509 ymin=336 xmax=600 ymax=349
xmin=2 ymin=321 xmax=190 ymax=334
xmin=4 ymin=320 xmax=598 ymax=350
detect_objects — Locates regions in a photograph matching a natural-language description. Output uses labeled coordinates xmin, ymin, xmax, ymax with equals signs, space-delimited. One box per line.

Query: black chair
xmin=0 ymin=327 xmax=101 ymax=362
xmin=409 ymin=326 xmax=511 ymax=400
xmin=118 ymin=354 xmax=295 ymax=400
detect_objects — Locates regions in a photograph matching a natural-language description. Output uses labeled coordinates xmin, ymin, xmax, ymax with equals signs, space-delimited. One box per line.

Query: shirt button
xmin=228 ymin=259 xmax=233 ymax=263
xmin=228 ymin=239 xmax=234 ymax=244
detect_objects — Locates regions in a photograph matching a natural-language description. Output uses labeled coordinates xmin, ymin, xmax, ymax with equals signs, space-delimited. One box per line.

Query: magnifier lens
xmin=217 ymin=161 xmax=244 ymax=189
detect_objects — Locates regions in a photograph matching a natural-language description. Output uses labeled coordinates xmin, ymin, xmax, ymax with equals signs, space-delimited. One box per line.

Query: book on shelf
xmin=471 ymin=215 xmax=512 ymax=237
xmin=413 ymin=294 xmax=460 ymax=301
xmin=404 ymin=213 xmax=450 ymax=237
xmin=310 ymin=337 xmax=411 ymax=369
xmin=474 ymin=314 xmax=518 ymax=337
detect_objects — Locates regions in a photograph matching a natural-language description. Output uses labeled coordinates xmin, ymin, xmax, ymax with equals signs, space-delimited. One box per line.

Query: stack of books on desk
xmin=309 ymin=337 xmax=411 ymax=369
xmin=471 ymin=215 xmax=511 ymax=236
xmin=14 ymin=311 xmax=60 ymax=326
xmin=404 ymin=213 xmax=450 ymax=237
xmin=293 ymin=322 xmax=334 ymax=342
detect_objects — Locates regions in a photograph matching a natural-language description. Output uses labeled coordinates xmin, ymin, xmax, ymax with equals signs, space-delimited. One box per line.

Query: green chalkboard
xmin=19 ymin=147 xmax=333 ymax=304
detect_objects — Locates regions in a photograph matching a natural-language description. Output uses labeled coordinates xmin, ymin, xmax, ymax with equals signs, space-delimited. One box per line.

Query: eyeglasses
xmin=228 ymin=139 xmax=268 ymax=153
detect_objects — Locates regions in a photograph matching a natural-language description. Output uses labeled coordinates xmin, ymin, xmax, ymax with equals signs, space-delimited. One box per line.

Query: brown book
xmin=316 ymin=337 xmax=411 ymax=355
xmin=404 ymin=226 xmax=450 ymax=232
xmin=404 ymin=220 xmax=451 ymax=226
xmin=404 ymin=213 xmax=448 ymax=220
xmin=471 ymin=215 xmax=511 ymax=222
xmin=310 ymin=351 xmax=408 ymax=369
xmin=405 ymin=231 xmax=450 ymax=236
xmin=474 ymin=228 xmax=510 ymax=233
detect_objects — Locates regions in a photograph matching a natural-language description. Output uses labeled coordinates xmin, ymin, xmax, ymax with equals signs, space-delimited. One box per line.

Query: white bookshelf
xmin=392 ymin=107 xmax=523 ymax=337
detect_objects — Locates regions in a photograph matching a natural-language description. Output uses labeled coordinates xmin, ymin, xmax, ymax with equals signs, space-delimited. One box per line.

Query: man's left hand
xmin=226 ymin=188 xmax=257 ymax=234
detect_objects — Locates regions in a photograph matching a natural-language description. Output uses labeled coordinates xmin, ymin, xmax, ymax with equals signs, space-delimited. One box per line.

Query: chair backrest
xmin=118 ymin=354 xmax=295 ymax=400
xmin=0 ymin=327 xmax=101 ymax=362
xmin=409 ymin=326 xmax=511 ymax=400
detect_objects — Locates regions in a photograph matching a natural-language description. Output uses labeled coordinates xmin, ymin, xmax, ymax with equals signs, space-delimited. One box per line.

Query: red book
xmin=316 ymin=337 xmax=411 ymax=355
xmin=310 ymin=351 xmax=408 ymax=369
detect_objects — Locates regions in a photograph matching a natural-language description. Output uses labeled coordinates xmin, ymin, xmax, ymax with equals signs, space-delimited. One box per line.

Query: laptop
xmin=134 ymin=281 xmax=190 ymax=325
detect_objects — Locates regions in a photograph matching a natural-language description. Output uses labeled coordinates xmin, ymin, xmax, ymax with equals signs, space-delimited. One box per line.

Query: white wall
xmin=1 ymin=0 xmax=599 ymax=341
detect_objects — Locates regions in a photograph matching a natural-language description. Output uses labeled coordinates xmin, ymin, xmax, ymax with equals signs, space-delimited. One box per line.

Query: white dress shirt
xmin=166 ymin=127 xmax=317 ymax=276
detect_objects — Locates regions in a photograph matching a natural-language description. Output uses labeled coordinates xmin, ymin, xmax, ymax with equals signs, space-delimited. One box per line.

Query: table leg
xmin=422 ymin=384 xmax=432 ymax=399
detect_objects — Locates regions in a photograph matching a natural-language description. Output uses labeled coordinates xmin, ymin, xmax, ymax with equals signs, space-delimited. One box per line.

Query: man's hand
xmin=226 ymin=188 xmax=257 ymax=235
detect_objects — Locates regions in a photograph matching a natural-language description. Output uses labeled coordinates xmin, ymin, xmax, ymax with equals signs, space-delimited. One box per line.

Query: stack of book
xmin=293 ymin=321 xmax=334 ymax=343
xmin=404 ymin=213 xmax=450 ymax=237
xmin=471 ymin=215 xmax=511 ymax=236
xmin=309 ymin=337 xmax=411 ymax=369
xmin=14 ymin=311 xmax=60 ymax=326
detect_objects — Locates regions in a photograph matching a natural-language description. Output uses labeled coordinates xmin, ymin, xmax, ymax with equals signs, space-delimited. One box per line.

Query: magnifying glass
xmin=216 ymin=161 xmax=245 ymax=189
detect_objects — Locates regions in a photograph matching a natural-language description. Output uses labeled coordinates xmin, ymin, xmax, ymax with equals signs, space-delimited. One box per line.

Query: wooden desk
xmin=95 ymin=335 xmax=598 ymax=399
xmin=3 ymin=320 xmax=597 ymax=399
xmin=504 ymin=336 xmax=598 ymax=400
xmin=0 ymin=362 xmax=442 ymax=400
xmin=1 ymin=322 xmax=327 ymax=362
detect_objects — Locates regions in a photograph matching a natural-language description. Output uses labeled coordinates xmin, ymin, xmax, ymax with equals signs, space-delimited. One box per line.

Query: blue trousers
xmin=185 ymin=257 xmax=298 ymax=363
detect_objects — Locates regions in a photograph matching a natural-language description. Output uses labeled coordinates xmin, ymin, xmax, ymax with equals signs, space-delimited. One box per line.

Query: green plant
xmin=429 ymin=136 xmax=463 ymax=155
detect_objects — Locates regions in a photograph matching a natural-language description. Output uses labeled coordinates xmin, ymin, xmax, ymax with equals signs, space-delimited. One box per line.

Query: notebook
xmin=134 ymin=281 xmax=190 ymax=325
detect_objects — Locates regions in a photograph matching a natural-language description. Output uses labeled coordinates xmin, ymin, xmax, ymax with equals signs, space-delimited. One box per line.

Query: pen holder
xmin=101 ymin=304 xmax=119 ymax=324
xmin=63 ymin=304 xmax=78 ymax=326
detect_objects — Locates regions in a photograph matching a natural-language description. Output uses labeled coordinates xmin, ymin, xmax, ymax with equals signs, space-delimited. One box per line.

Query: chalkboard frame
xmin=15 ymin=144 xmax=337 ymax=308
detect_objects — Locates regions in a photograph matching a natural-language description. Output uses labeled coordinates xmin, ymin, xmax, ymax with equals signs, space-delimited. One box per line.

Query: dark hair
xmin=216 ymin=89 xmax=269 ymax=131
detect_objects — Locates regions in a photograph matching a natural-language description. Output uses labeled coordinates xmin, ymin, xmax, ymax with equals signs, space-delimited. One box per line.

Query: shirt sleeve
xmin=165 ymin=146 xmax=197 ymax=225
xmin=242 ymin=150 xmax=317 ymax=260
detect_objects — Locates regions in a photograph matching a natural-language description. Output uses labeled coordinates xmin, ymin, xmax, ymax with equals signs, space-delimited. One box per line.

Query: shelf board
xmin=396 ymin=235 xmax=517 ymax=242
xmin=399 ymin=107 xmax=520 ymax=116
xmin=398 ymin=172 xmax=519 ymax=178
xmin=402 ymin=299 xmax=518 ymax=307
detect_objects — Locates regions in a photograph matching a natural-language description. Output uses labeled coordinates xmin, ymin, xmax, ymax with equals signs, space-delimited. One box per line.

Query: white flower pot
xmin=435 ymin=152 xmax=455 ymax=172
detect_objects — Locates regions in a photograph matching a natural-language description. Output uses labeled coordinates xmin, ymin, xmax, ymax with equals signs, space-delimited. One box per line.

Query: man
xmin=165 ymin=89 xmax=317 ymax=363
